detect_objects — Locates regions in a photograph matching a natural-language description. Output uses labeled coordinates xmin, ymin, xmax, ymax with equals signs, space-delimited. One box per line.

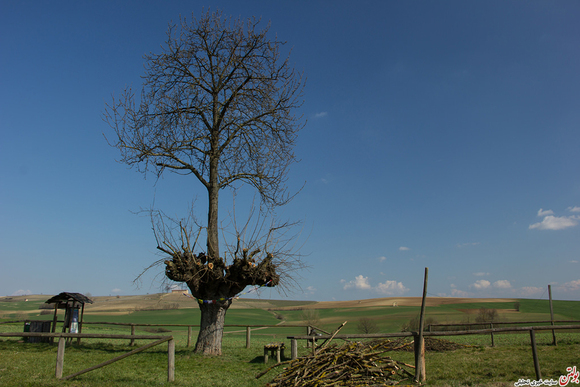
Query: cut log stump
xmin=263 ymin=342 xmax=285 ymax=363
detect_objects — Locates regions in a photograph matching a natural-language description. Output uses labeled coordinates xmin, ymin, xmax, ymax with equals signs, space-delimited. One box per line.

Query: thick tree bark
xmin=207 ymin=182 xmax=219 ymax=260
xmin=207 ymin=140 xmax=220 ymax=260
xmin=195 ymin=300 xmax=232 ymax=355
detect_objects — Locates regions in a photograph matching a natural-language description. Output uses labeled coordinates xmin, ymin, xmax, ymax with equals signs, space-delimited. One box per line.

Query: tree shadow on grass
xmin=249 ymin=355 xmax=289 ymax=364
xmin=0 ymin=339 xmax=56 ymax=353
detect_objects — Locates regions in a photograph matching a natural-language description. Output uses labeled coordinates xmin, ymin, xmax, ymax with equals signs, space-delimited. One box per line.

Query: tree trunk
xmin=207 ymin=183 xmax=219 ymax=260
xmin=207 ymin=141 xmax=220 ymax=260
xmin=194 ymin=300 xmax=231 ymax=355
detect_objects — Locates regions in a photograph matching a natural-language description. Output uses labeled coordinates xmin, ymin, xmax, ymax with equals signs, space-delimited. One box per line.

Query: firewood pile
xmin=370 ymin=337 xmax=473 ymax=353
xmin=257 ymin=341 xmax=415 ymax=386
xmin=256 ymin=315 xmax=473 ymax=387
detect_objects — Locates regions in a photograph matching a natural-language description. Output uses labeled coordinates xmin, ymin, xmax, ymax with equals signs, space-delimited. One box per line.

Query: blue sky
xmin=1 ymin=1 xmax=579 ymax=301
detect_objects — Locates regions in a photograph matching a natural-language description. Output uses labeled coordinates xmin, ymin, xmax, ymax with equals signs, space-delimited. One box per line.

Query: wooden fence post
xmin=291 ymin=339 xmax=298 ymax=360
xmin=490 ymin=323 xmax=495 ymax=347
xmin=548 ymin=285 xmax=556 ymax=346
xmin=413 ymin=333 xmax=425 ymax=382
xmin=529 ymin=329 xmax=541 ymax=380
xmin=246 ymin=326 xmax=251 ymax=349
xmin=51 ymin=304 xmax=58 ymax=344
xmin=130 ymin=325 xmax=135 ymax=346
xmin=414 ymin=267 xmax=428 ymax=383
xmin=55 ymin=337 xmax=66 ymax=379
xmin=187 ymin=326 xmax=192 ymax=348
xmin=168 ymin=339 xmax=175 ymax=382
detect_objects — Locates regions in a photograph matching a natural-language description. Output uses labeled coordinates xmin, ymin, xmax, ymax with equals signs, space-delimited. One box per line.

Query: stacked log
xmin=370 ymin=337 xmax=473 ymax=353
xmin=258 ymin=341 xmax=415 ymax=386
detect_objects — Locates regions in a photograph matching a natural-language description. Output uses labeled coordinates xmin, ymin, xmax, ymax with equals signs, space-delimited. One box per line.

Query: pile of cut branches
xmin=257 ymin=341 xmax=415 ymax=386
xmin=370 ymin=337 xmax=473 ymax=353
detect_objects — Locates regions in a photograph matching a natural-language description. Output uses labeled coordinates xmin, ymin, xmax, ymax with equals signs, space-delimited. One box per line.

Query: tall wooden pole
xmin=415 ymin=267 xmax=428 ymax=383
xmin=130 ymin=325 xmax=135 ymax=346
xmin=168 ymin=339 xmax=175 ymax=382
xmin=530 ymin=329 xmax=541 ymax=380
xmin=548 ymin=285 xmax=556 ymax=346
xmin=51 ymin=304 xmax=58 ymax=344
xmin=77 ymin=303 xmax=86 ymax=345
xmin=55 ymin=337 xmax=66 ymax=379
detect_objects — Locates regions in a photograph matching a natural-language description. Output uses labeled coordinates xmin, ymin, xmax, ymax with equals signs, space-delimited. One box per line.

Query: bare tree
xmin=401 ymin=314 xmax=438 ymax=332
xmin=300 ymin=309 xmax=320 ymax=328
xmin=357 ymin=317 xmax=379 ymax=334
xmin=104 ymin=10 xmax=305 ymax=355
xmin=475 ymin=307 xmax=499 ymax=323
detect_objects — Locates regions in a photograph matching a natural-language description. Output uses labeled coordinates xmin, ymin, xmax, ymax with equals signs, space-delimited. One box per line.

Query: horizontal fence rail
xmin=83 ymin=322 xmax=310 ymax=327
xmin=0 ymin=331 xmax=171 ymax=340
xmin=1 ymin=320 xmax=310 ymax=329
xmin=1 ymin=319 xmax=312 ymax=348
xmin=428 ymin=320 xmax=580 ymax=330
xmin=287 ymin=324 xmax=580 ymax=342
xmin=81 ymin=322 xmax=312 ymax=348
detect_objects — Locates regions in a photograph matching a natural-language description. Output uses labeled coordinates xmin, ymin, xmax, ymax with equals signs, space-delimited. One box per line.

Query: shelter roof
xmin=45 ymin=292 xmax=93 ymax=307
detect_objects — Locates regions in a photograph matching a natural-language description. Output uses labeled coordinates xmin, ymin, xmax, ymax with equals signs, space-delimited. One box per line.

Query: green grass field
xmin=1 ymin=295 xmax=579 ymax=386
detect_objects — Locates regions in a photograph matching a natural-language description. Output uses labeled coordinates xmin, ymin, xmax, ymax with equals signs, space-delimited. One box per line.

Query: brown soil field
xmin=2 ymin=294 xmax=518 ymax=316
xmin=275 ymin=297 xmax=518 ymax=310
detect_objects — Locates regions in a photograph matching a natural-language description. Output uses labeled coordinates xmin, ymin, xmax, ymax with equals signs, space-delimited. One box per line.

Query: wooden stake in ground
xmin=548 ymin=284 xmax=557 ymax=346
xmin=415 ymin=267 xmax=428 ymax=383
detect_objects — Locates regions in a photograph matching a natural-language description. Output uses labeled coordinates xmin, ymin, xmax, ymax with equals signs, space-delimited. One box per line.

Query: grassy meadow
xmin=1 ymin=294 xmax=579 ymax=386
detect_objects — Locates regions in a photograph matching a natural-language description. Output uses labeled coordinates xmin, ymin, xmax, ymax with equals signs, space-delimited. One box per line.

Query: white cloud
xmin=451 ymin=288 xmax=470 ymax=297
xmin=314 ymin=111 xmax=328 ymax=118
xmin=305 ymin=286 xmax=316 ymax=294
xmin=537 ymin=208 xmax=554 ymax=217
xmin=12 ymin=289 xmax=32 ymax=296
xmin=529 ymin=215 xmax=578 ymax=230
xmin=378 ymin=256 xmax=387 ymax=262
xmin=519 ymin=286 xmax=544 ymax=297
xmin=457 ymin=242 xmax=480 ymax=248
xmin=111 ymin=288 xmax=122 ymax=293
xmin=471 ymin=280 xmax=491 ymax=290
xmin=493 ymin=280 xmax=512 ymax=289
xmin=558 ymin=279 xmax=580 ymax=292
xmin=320 ymin=174 xmax=333 ymax=184
xmin=375 ymin=280 xmax=409 ymax=295
xmin=399 ymin=246 xmax=410 ymax=251
xmin=343 ymin=275 xmax=372 ymax=290
xmin=473 ymin=272 xmax=490 ymax=277
xmin=342 ymin=275 xmax=408 ymax=295
xmin=567 ymin=206 xmax=580 ymax=213
xmin=570 ymin=260 xmax=579 ymax=264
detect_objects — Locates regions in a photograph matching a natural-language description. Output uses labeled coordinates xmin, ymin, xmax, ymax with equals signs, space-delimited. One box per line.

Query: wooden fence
xmin=427 ymin=319 xmax=580 ymax=346
xmin=0 ymin=331 xmax=175 ymax=381
xmin=287 ymin=324 xmax=580 ymax=381
xmin=81 ymin=321 xmax=312 ymax=348
xmin=1 ymin=320 xmax=312 ymax=348
xmin=1 ymin=320 xmax=312 ymax=382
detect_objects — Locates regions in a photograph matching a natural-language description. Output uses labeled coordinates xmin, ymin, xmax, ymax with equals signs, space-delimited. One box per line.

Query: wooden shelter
xmin=45 ymin=292 xmax=93 ymax=342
